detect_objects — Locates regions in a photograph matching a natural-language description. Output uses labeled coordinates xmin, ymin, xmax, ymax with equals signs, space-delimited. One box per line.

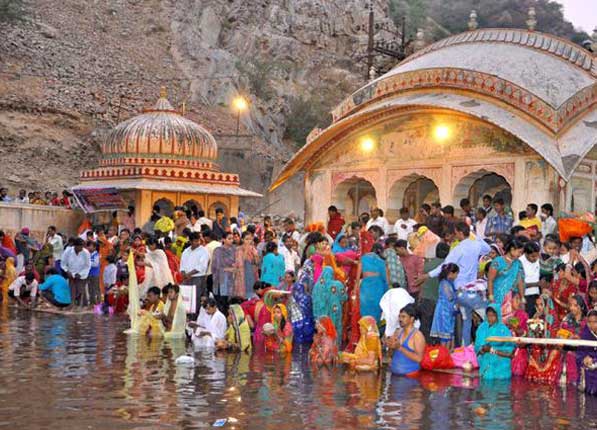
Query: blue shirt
xmin=89 ymin=250 xmax=100 ymax=277
xmin=39 ymin=274 xmax=71 ymax=304
xmin=484 ymin=213 xmax=513 ymax=239
xmin=429 ymin=237 xmax=491 ymax=288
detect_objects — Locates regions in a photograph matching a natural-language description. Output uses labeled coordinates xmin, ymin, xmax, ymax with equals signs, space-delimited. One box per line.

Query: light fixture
xmin=360 ymin=137 xmax=375 ymax=152
xmin=233 ymin=96 xmax=248 ymax=112
xmin=433 ymin=124 xmax=450 ymax=141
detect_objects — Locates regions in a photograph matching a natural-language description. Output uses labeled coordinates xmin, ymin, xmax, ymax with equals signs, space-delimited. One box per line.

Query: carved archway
xmin=332 ymin=176 xmax=377 ymax=220
xmin=453 ymin=169 xmax=512 ymax=208
xmin=388 ymin=173 xmax=439 ymax=220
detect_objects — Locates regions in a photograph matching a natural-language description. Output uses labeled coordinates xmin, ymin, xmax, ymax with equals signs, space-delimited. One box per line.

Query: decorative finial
xmin=369 ymin=66 xmax=377 ymax=81
xmin=468 ymin=9 xmax=478 ymax=31
xmin=414 ymin=28 xmax=425 ymax=51
xmin=526 ymin=6 xmax=537 ymax=31
xmin=160 ymin=86 xmax=168 ymax=98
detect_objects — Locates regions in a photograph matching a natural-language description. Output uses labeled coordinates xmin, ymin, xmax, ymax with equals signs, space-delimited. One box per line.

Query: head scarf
xmin=272 ymin=303 xmax=288 ymax=324
xmin=318 ymin=316 xmax=337 ymax=340
xmin=412 ymin=227 xmax=440 ymax=258
xmin=571 ymin=294 xmax=588 ymax=317
xmin=332 ymin=232 xmax=349 ymax=254
xmin=355 ymin=316 xmax=382 ymax=365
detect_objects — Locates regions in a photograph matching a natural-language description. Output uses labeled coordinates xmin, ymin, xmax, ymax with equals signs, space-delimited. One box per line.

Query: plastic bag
xmin=421 ymin=345 xmax=454 ymax=370
xmin=451 ymin=345 xmax=479 ymax=369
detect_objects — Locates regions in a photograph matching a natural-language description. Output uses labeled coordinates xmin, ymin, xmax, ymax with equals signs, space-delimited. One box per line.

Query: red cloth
xmin=165 ymin=249 xmax=182 ymax=284
xmin=359 ymin=230 xmax=374 ymax=254
xmin=318 ymin=315 xmax=337 ymax=340
xmin=558 ymin=218 xmax=592 ymax=243
xmin=2 ymin=235 xmax=17 ymax=254
xmin=327 ymin=213 xmax=345 ymax=240
xmin=552 ymin=280 xmax=576 ymax=321
xmin=421 ymin=345 xmax=454 ymax=370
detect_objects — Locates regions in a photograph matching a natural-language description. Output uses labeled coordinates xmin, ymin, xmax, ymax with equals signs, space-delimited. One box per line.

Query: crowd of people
xmin=0 ymin=187 xmax=74 ymax=208
xmin=1 ymin=195 xmax=596 ymax=396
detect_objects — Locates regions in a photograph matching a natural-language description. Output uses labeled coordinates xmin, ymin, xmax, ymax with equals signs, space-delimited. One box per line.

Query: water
xmin=1 ymin=306 xmax=596 ymax=430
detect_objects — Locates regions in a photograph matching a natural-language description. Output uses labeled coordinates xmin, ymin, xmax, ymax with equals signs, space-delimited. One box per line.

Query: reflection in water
xmin=1 ymin=310 xmax=597 ymax=429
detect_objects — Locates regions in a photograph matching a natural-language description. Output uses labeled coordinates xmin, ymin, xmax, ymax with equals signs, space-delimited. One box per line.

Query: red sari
xmin=552 ymin=280 xmax=576 ymax=321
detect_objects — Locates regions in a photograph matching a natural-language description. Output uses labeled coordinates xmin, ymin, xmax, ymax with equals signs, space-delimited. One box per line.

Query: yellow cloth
xmin=172 ymin=237 xmax=188 ymax=258
xmin=1 ymin=258 xmax=17 ymax=302
xmin=155 ymin=216 xmax=175 ymax=233
xmin=225 ymin=304 xmax=252 ymax=352
xmin=163 ymin=296 xmax=187 ymax=339
xmin=137 ymin=301 xmax=165 ymax=336
xmin=126 ymin=252 xmax=141 ymax=334
xmin=520 ymin=217 xmax=542 ymax=230
xmin=342 ymin=316 xmax=382 ymax=370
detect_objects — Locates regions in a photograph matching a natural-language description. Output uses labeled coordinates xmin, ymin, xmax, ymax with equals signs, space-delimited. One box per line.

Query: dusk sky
xmin=557 ymin=0 xmax=596 ymax=33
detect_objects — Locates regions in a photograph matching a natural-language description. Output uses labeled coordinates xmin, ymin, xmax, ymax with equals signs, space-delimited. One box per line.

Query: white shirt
xmin=541 ymin=216 xmax=557 ymax=237
xmin=9 ymin=276 xmax=39 ymax=298
xmin=197 ymin=217 xmax=213 ymax=230
xmin=61 ymin=247 xmax=91 ymax=279
xmin=192 ymin=309 xmax=227 ymax=348
xmin=48 ymin=234 xmax=64 ymax=261
xmin=367 ymin=216 xmax=391 ymax=236
xmin=519 ymin=254 xmax=540 ymax=295
xmin=180 ymin=246 xmax=209 ymax=277
xmin=475 ymin=218 xmax=488 ymax=240
xmin=15 ymin=196 xmax=29 ymax=204
xmin=278 ymin=243 xmax=299 ymax=273
xmin=393 ymin=218 xmax=417 ymax=241
xmin=284 ymin=230 xmax=301 ymax=243
xmin=103 ymin=263 xmax=117 ymax=289
xmin=205 ymin=240 xmax=221 ymax=276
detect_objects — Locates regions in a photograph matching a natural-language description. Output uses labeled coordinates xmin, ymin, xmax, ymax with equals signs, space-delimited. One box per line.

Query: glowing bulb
xmin=360 ymin=137 xmax=375 ymax=152
xmin=434 ymin=124 xmax=450 ymax=141
xmin=233 ymin=96 xmax=248 ymax=112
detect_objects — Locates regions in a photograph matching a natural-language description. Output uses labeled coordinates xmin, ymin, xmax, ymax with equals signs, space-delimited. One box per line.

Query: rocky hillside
xmin=0 ymin=0 xmax=398 ymax=215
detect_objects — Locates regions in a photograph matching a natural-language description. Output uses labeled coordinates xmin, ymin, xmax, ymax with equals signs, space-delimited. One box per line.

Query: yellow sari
xmin=162 ymin=296 xmax=187 ymax=338
xmin=137 ymin=301 xmax=165 ymax=337
xmin=225 ymin=304 xmax=252 ymax=352
xmin=1 ymin=258 xmax=17 ymax=303
xmin=341 ymin=316 xmax=382 ymax=371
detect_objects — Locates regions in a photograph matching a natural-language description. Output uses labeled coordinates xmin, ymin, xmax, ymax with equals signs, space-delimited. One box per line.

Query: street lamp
xmin=233 ymin=96 xmax=248 ymax=136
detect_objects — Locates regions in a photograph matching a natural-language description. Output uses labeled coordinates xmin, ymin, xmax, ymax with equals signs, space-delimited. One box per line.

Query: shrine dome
xmin=101 ymin=88 xmax=218 ymax=164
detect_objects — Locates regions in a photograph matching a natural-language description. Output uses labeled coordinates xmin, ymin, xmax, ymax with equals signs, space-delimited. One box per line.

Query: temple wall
xmin=0 ymin=203 xmax=84 ymax=240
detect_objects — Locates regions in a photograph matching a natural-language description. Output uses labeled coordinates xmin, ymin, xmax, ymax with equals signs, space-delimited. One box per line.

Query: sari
xmin=137 ymin=300 xmax=165 ymax=337
xmin=341 ymin=316 xmax=382 ymax=371
xmin=490 ymin=256 xmax=523 ymax=317
xmin=260 ymin=252 xmax=285 ymax=287
xmin=289 ymin=268 xmax=315 ymax=344
xmin=475 ymin=304 xmax=515 ymax=379
xmin=1 ymin=234 xmax=17 ymax=254
xmin=577 ymin=325 xmax=597 ymax=395
xmin=411 ymin=227 xmax=440 ymax=259
xmin=164 ymin=249 xmax=182 ymax=284
xmin=225 ymin=304 xmax=252 ymax=352
xmin=430 ymin=279 xmax=457 ymax=342
xmin=1 ymin=257 xmax=17 ymax=302
xmin=212 ymin=245 xmax=237 ymax=297
xmin=234 ymin=244 xmax=259 ymax=298
xmin=309 ymin=316 xmax=338 ymax=366
xmin=265 ymin=303 xmax=293 ymax=354
xmin=359 ymin=253 xmax=388 ymax=323
xmin=311 ymin=254 xmax=324 ymax=285
xmin=162 ymin=296 xmax=186 ymax=338
xmin=98 ymin=234 xmax=114 ymax=295
xmin=145 ymin=248 xmax=174 ymax=288
xmin=312 ymin=266 xmax=347 ymax=344
xmin=552 ymin=279 xmax=576 ymax=321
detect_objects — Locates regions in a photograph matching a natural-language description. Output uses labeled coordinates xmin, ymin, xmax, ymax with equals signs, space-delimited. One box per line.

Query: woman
xmin=559 ymin=294 xmax=588 ymax=385
xmin=144 ymin=237 xmax=175 ymax=289
xmin=475 ymin=304 xmax=515 ymax=379
xmin=0 ymin=257 xmax=17 ymax=303
xmin=265 ymin=303 xmax=293 ymax=354
xmin=284 ymin=271 xmax=314 ymax=345
xmin=357 ymin=243 xmax=389 ymax=324
xmin=161 ymin=284 xmax=186 ymax=338
xmin=340 ymin=316 xmax=382 ymax=371
xmin=309 ymin=316 xmax=338 ymax=367
xmin=577 ymin=310 xmax=597 ymax=395
xmin=261 ymin=242 xmax=285 ymax=287
xmin=487 ymin=239 xmax=524 ymax=319
xmin=524 ymin=318 xmax=563 ymax=384
xmin=234 ymin=231 xmax=259 ymax=298
xmin=312 ymin=266 xmax=347 ymax=344
xmin=532 ymin=293 xmax=559 ymax=337
xmin=430 ymin=263 xmax=459 ymax=349
xmin=388 ymin=304 xmax=426 ymax=376
xmin=219 ymin=304 xmax=252 ymax=352
xmin=212 ymin=232 xmax=237 ymax=303
xmin=588 ymin=281 xmax=597 ymax=311
xmin=552 ymin=263 xmax=578 ymax=321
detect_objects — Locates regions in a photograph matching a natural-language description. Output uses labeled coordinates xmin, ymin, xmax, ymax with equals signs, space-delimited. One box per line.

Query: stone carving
xmin=451 ymin=163 xmax=515 ymax=189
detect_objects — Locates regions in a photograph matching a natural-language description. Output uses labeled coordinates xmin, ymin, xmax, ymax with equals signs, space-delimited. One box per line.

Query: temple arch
xmin=208 ymin=201 xmax=228 ymax=218
xmin=388 ymin=174 xmax=439 ymax=220
xmin=183 ymin=199 xmax=203 ymax=215
xmin=453 ymin=170 xmax=512 ymax=209
xmin=332 ymin=177 xmax=377 ymax=220
xmin=153 ymin=197 xmax=174 ymax=217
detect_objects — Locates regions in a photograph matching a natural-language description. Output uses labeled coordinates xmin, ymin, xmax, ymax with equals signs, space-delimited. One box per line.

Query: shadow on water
xmin=1 ymin=307 xmax=597 ymax=429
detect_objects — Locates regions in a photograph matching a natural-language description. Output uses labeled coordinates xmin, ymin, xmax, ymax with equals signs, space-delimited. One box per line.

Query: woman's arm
xmin=487 ymin=265 xmax=497 ymax=302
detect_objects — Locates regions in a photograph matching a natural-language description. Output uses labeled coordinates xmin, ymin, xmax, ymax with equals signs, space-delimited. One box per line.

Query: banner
xmin=71 ymin=188 xmax=127 ymax=213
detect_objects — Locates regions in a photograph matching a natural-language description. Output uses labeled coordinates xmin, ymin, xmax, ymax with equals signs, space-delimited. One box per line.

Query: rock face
xmin=0 ymin=0 xmax=397 ymax=217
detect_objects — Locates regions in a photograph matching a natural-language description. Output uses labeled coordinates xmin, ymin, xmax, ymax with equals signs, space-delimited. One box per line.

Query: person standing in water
xmin=387 ymin=304 xmax=426 ymax=376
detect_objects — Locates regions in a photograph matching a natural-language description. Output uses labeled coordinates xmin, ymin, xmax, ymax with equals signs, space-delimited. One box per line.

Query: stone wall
xmin=0 ymin=203 xmax=84 ymax=241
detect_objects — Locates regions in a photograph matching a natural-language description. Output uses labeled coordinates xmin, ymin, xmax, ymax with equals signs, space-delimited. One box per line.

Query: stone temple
xmin=74 ymin=88 xmax=261 ymax=225
xmin=271 ymin=27 xmax=597 ymax=223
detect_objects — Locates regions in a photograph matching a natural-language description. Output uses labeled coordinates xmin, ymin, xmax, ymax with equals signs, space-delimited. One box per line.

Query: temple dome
xmin=101 ymin=88 xmax=218 ymax=163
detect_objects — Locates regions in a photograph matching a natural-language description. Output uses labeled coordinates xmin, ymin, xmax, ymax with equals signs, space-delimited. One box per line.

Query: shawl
xmin=145 ymin=248 xmax=174 ymax=288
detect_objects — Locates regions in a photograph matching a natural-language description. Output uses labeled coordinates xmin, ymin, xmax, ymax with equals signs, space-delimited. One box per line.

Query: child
xmin=430 ymin=263 xmax=459 ymax=350
xmin=86 ymin=241 xmax=100 ymax=306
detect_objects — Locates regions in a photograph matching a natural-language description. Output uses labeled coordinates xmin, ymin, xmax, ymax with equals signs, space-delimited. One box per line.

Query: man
xmin=0 ymin=187 xmax=12 ymax=202
xmin=394 ymin=207 xmax=417 ymax=241
xmin=540 ymin=203 xmax=557 ymax=238
xmin=61 ymin=238 xmax=91 ymax=308
xmin=520 ymin=203 xmax=542 ymax=232
xmin=327 ymin=205 xmax=345 ymax=239
xmin=38 ymin=268 xmax=71 ymax=309
xmin=386 ymin=304 xmax=426 ymax=375
xmin=282 ymin=217 xmax=301 ymax=243
xmin=425 ymin=202 xmax=446 ymax=237
xmin=421 ymin=222 xmax=491 ymax=289
xmin=212 ymin=208 xmax=228 ymax=240
xmin=8 ymin=272 xmax=38 ymax=308
xmin=180 ymin=232 xmax=209 ymax=317
xmin=484 ymin=198 xmax=513 ymax=241
xmin=212 ymin=232 xmax=236 ymax=307
xmin=203 ymin=229 xmax=221 ymax=293
xmin=189 ymin=297 xmax=227 ymax=348
xmin=15 ymin=189 xmax=28 ymax=204
xmin=384 ymin=237 xmax=406 ymax=288
xmin=279 ymin=233 xmax=299 ymax=273
xmin=86 ymin=240 xmax=101 ymax=306
xmin=106 ymin=225 xmax=119 ymax=246
xmin=416 ymin=203 xmax=431 ymax=224
xmin=520 ymin=241 xmax=541 ymax=316
xmin=459 ymin=198 xmax=476 ymax=226
xmin=396 ymin=239 xmax=424 ymax=297
xmin=442 ymin=205 xmax=458 ymax=230
xmin=46 ymin=226 xmax=64 ymax=272
xmin=481 ymin=194 xmax=494 ymax=218
xmin=366 ymin=208 xmax=391 ymax=236
xmin=475 ymin=208 xmax=488 ymax=240
xmin=196 ymin=209 xmax=213 ymax=231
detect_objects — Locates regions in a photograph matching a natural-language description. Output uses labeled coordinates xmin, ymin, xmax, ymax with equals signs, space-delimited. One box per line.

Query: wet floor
xmin=1 ymin=306 xmax=596 ymax=430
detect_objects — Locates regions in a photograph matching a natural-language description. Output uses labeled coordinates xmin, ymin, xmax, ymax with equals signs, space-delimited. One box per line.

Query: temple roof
xmin=271 ymin=28 xmax=597 ymax=190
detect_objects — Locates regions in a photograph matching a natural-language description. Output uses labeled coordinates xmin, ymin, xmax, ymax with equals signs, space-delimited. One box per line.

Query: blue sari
xmin=490 ymin=256 xmax=522 ymax=312
xmin=312 ymin=266 xmax=347 ymax=343
xmin=289 ymin=260 xmax=315 ymax=344
xmin=359 ymin=253 xmax=388 ymax=323
xmin=260 ymin=252 xmax=285 ymax=286
xmin=332 ymin=232 xmax=349 ymax=254
xmin=430 ymin=279 xmax=457 ymax=342
xmin=475 ymin=304 xmax=515 ymax=379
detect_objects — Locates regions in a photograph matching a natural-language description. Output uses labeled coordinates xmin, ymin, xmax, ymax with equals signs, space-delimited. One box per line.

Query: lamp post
xmin=232 ymin=96 xmax=248 ymax=137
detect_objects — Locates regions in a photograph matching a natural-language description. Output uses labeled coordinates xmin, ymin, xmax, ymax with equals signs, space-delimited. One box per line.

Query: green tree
xmin=0 ymin=0 xmax=24 ymax=23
